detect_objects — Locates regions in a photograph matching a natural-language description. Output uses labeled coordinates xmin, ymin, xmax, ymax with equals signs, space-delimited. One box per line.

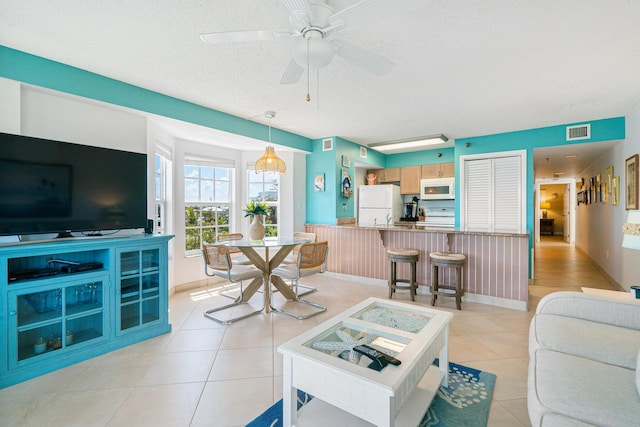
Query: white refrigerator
xmin=358 ymin=184 xmax=403 ymax=226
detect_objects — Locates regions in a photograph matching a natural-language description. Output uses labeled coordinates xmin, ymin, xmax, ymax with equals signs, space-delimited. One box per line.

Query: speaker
xmin=145 ymin=219 xmax=154 ymax=234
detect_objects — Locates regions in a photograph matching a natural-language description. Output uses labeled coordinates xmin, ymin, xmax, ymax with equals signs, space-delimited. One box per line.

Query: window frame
xmin=247 ymin=165 xmax=280 ymax=237
xmin=184 ymin=161 xmax=233 ymax=255
xmin=154 ymin=152 xmax=169 ymax=235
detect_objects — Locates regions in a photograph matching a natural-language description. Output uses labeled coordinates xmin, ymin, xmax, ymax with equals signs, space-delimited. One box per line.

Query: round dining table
xmin=222 ymin=236 xmax=310 ymax=312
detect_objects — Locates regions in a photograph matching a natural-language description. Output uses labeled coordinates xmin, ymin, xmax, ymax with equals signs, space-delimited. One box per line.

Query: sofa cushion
xmin=529 ymin=349 xmax=640 ymax=427
xmin=530 ymin=314 xmax=640 ymax=369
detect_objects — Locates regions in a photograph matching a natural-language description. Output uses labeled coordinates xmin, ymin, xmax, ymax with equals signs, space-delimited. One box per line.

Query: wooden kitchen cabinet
xmin=400 ymin=165 xmax=421 ymax=194
xmin=421 ymin=162 xmax=454 ymax=178
xmin=367 ymin=167 xmax=400 ymax=183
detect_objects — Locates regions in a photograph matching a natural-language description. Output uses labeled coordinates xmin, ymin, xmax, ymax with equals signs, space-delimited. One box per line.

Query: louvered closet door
xmin=462 ymin=153 xmax=524 ymax=233
xmin=464 ymin=159 xmax=491 ymax=231
xmin=492 ymin=156 xmax=522 ymax=233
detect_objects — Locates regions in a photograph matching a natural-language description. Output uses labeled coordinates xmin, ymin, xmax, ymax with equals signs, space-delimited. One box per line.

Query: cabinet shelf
xmin=1 ymin=234 xmax=173 ymax=389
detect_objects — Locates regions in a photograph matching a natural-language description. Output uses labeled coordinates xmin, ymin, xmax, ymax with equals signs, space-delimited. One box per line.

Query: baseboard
xmin=574 ymin=246 xmax=625 ymax=291
xmin=324 ymin=272 xmax=528 ymax=311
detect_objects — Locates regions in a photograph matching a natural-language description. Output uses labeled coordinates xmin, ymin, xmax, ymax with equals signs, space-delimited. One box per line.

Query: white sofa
xmin=528 ymin=291 xmax=640 ymax=426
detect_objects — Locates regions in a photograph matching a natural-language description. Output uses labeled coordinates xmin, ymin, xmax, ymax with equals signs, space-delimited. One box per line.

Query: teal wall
xmin=0 ymin=45 xmax=311 ymax=151
xmin=304 ymin=117 xmax=625 ymax=231
xmin=305 ymin=136 xmax=389 ymax=224
xmin=306 ymin=138 xmax=338 ymax=224
xmin=452 ymin=117 xmax=625 ymax=258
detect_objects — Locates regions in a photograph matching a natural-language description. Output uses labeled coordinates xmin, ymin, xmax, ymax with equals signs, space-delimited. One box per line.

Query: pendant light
xmin=255 ymin=111 xmax=286 ymax=175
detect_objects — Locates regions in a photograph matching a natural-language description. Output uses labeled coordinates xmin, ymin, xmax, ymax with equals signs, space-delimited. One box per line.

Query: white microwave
xmin=420 ymin=178 xmax=455 ymax=200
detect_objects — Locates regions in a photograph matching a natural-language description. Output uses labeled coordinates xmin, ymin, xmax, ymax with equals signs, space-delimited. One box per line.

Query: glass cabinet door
xmin=9 ymin=276 xmax=107 ymax=366
xmin=117 ymin=247 xmax=161 ymax=334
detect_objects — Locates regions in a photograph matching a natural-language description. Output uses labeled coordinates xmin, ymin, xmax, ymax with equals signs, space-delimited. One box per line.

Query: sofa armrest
xmin=536 ymin=291 xmax=640 ymax=330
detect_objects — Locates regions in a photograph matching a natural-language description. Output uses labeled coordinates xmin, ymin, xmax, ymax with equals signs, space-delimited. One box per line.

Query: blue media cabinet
xmin=0 ymin=234 xmax=173 ymax=388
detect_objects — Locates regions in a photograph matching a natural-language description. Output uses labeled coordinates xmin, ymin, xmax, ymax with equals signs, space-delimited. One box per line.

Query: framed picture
xmin=314 ymin=173 xmax=325 ymax=192
xmin=577 ymin=191 xmax=583 ymax=205
xmin=342 ymin=155 xmax=351 ymax=168
xmin=341 ymin=168 xmax=352 ymax=198
xmin=605 ymin=165 xmax=613 ymax=193
xmin=613 ymin=176 xmax=620 ymax=206
xmin=626 ymin=154 xmax=638 ymax=210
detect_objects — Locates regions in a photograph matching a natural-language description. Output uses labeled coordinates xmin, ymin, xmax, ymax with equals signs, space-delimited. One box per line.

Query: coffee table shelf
xmin=278 ymin=297 xmax=453 ymax=427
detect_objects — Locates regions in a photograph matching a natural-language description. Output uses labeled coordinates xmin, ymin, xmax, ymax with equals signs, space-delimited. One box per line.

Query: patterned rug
xmin=246 ymin=361 xmax=496 ymax=427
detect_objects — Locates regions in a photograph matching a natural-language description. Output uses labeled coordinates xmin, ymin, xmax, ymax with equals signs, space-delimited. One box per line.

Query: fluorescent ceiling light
xmin=369 ymin=134 xmax=449 ymax=153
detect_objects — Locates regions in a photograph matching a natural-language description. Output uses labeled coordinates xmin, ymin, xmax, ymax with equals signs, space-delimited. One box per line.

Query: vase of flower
xmin=244 ymin=200 xmax=269 ymax=241
xmin=249 ymin=214 xmax=266 ymax=240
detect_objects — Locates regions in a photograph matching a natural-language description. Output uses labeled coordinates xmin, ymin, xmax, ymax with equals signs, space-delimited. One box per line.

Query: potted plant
xmin=244 ymin=200 xmax=269 ymax=240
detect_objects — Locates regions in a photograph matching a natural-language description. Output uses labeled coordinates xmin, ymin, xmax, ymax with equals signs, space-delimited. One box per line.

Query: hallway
xmin=529 ymin=235 xmax=621 ymax=309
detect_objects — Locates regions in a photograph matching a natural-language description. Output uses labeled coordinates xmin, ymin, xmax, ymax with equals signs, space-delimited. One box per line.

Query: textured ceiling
xmin=1 ymin=0 xmax=639 ymax=178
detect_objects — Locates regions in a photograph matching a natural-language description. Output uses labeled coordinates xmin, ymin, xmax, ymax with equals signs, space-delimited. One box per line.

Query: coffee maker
xmin=403 ymin=197 xmax=419 ymax=221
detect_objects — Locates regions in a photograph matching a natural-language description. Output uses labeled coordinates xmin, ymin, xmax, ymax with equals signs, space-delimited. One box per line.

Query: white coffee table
xmin=278 ymin=297 xmax=453 ymax=427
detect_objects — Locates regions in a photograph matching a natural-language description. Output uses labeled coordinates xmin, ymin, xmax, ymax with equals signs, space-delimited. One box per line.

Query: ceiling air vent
xmin=566 ymin=124 xmax=591 ymax=141
xmin=360 ymin=146 xmax=367 ymax=158
xmin=322 ymin=138 xmax=333 ymax=151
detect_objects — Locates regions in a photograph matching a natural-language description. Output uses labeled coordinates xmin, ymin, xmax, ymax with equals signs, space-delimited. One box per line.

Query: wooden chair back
xmin=202 ymin=243 xmax=232 ymax=270
xmin=298 ymin=241 xmax=328 ymax=271
xmin=216 ymin=233 xmax=244 ymax=254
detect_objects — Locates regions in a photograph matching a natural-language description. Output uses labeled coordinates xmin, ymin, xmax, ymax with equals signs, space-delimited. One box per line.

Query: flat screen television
xmin=0 ymin=132 xmax=147 ymax=237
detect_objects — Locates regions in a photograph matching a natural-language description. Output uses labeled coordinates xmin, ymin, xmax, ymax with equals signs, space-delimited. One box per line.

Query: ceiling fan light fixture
xmin=369 ymin=134 xmax=449 ymax=153
xmin=255 ymin=111 xmax=286 ymax=175
xmin=293 ymin=35 xmax=335 ymax=69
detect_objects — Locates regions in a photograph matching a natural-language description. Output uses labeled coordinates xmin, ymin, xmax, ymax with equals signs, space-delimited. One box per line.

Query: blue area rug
xmin=247 ymin=361 xmax=496 ymax=427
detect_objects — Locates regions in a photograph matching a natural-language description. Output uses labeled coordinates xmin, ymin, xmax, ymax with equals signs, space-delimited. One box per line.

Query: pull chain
xmin=306 ymin=37 xmax=311 ymax=102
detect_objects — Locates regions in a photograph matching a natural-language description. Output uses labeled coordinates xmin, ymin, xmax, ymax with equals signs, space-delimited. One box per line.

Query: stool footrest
xmin=387 ymin=248 xmax=419 ymax=302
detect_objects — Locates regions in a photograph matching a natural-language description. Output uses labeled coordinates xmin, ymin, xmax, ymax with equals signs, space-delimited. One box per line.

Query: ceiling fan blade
xmin=329 ymin=0 xmax=422 ymax=30
xmin=280 ymin=0 xmax=314 ymax=30
xmin=333 ymin=38 xmax=394 ymax=76
xmin=200 ymin=30 xmax=295 ymax=44
xmin=280 ymin=58 xmax=305 ymax=84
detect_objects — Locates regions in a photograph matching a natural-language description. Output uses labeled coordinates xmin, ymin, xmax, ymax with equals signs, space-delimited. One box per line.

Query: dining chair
xmin=216 ymin=233 xmax=252 ymax=265
xmin=280 ymin=231 xmax=318 ymax=296
xmin=269 ymin=241 xmax=328 ymax=320
xmin=202 ymin=243 xmax=264 ymax=324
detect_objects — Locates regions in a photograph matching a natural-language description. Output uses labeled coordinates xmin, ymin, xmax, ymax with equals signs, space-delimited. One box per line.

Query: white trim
xmin=323 ymin=272 xmax=527 ymax=311
xmin=534 ymin=177 xmax=576 ymax=244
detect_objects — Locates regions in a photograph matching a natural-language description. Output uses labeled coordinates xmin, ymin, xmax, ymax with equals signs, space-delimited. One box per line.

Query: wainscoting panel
xmin=306 ymin=225 xmax=529 ymax=303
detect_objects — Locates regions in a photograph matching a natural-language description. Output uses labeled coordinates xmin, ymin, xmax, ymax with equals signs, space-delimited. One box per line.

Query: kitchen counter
xmin=305 ymin=223 xmax=529 ymax=310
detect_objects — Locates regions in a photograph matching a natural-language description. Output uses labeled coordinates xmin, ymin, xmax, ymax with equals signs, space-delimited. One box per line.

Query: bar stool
xmin=429 ymin=252 xmax=466 ymax=310
xmin=387 ymin=248 xmax=419 ymax=301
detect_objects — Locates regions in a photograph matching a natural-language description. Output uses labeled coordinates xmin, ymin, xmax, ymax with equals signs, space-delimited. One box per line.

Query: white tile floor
xmin=0 ymin=236 xmax=617 ymax=427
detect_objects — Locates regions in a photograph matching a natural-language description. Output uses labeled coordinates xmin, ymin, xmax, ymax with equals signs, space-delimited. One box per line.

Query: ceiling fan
xmin=200 ymin=0 xmax=421 ymax=85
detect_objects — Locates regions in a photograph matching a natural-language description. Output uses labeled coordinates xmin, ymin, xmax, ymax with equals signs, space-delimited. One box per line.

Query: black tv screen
xmin=0 ymin=132 xmax=147 ymax=237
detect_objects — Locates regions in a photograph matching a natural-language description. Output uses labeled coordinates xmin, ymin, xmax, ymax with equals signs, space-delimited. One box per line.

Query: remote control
xmin=356 ymin=345 xmax=402 ymax=366
xmin=353 ymin=345 xmax=402 ymax=367
xmin=353 ymin=345 xmax=388 ymax=370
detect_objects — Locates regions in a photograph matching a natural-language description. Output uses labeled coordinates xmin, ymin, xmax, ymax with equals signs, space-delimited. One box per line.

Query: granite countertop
xmin=307 ymin=223 xmax=529 ymax=237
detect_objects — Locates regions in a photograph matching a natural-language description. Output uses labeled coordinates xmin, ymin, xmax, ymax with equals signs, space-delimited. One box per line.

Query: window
xmin=184 ymin=162 xmax=232 ymax=254
xmin=154 ymin=152 xmax=170 ymax=234
xmin=248 ymin=167 xmax=280 ymax=237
